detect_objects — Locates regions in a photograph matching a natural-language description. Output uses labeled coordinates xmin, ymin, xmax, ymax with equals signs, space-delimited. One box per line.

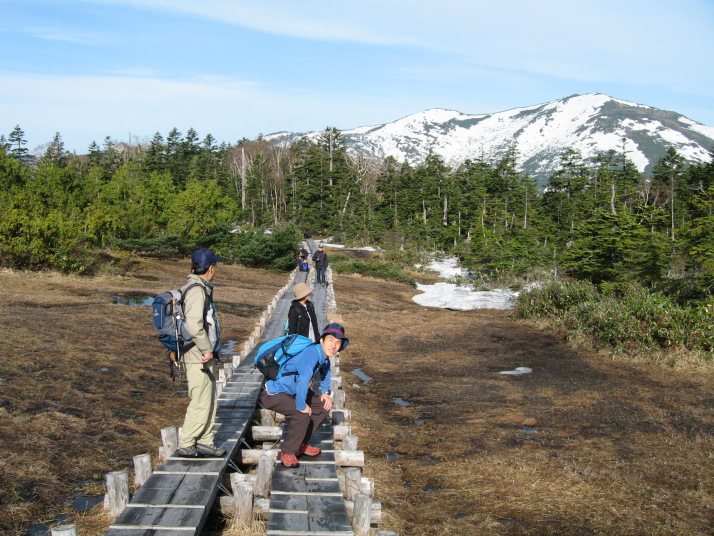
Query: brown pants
xmin=260 ymin=389 xmax=328 ymax=454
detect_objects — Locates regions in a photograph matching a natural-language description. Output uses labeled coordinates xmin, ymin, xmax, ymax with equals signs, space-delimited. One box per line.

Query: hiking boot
xmin=196 ymin=443 xmax=226 ymax=457
xmin=175 ymin=445 xmax=201 ymax=457
xmin=298 ymin=444 xmax=321 ymax=457
xmin=280 ymin=452 xmax=300 ymax=468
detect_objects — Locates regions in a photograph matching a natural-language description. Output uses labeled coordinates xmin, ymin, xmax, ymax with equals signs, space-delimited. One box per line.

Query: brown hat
xmin=293 ymin=282 xmax=313 ymax=300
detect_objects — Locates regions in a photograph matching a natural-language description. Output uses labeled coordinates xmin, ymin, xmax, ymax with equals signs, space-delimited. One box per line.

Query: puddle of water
xmin=393 ymin=398 xmax=412 ymax=407
xmin=220 ymin=340 xmax=238 ymax=355
xmin=454 ymin=514 xmax=467 ymax=519
xmin=499 ymin=367 xmax=533 ymax=375
xmin=111 ymin=295 xmax=154 ymax=306
xmin=27 ymin=515 xmax=69 ymax=536
xmin=0 ymin=378 xmax=7 ymax=382
xmin=415 ymin=419 xmax=425 ymax=425
xmin=387 ymin=453 xmax=401 ymax=461
xmin=424 ymin=487 xmax=438 ymax=493
xmin=497 ymin=518 xmax=519 ymax=525
xmin=350 ymin=368 xmax=374 ymax=384
xmin=72 ymin=494 xmax=104 ymax=511
xmin=94 ymin=368 xmax=109 ymax=374
xmin=422 ymin=455 xmax=436 ymax=463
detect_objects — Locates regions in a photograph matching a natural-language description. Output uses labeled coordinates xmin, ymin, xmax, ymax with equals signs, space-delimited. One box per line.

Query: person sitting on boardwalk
xmin=175 ymin=248 xmax=226 ymax=458
xmin=287 ymin=282 xmax=320 ymax=343
xmin=260 ymin=323 xmax=350 ymax=468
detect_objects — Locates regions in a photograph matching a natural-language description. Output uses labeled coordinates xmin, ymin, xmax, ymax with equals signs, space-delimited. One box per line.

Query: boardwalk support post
xmin=132 ymin=453 xmax=152 ymax=487
xmin=232 ymin=481 xmax=255 ymax=528
xmin=104 ymin=471 xmax=129 ymax=514
xmin=255 ymin=455 xmax=275 ymax=498
xmin=343 ymin=434 xmax=358 ymax=451
xmin=352 ymin=493 xmax=373 ymax=536
xmin=159 ymin=426 xmax=178 ymax=460
xmin=344 ymin=467 xmax=362 ymax=500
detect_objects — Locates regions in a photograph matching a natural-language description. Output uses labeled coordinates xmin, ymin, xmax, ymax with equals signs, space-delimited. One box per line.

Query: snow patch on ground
xmin=413 ymin=257 xmax=517 ymax=310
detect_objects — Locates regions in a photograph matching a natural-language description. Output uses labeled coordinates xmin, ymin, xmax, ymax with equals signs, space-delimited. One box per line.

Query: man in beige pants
xmin=175 ymin=248 xmax=226 ymax=457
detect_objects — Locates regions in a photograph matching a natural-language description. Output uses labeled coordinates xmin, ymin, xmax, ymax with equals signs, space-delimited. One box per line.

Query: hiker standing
xmin=176 ymin=248 xmax=226 ymax=458
xmin=313 ymin=245 xmax=328 ymax=287
xmin=260 ymin=323 xmax=350 ymax=468
xmin=287 ymin=282 xmax=320 ymax=343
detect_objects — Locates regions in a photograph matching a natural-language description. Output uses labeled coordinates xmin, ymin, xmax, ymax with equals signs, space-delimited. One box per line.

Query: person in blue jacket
xmin=259 ymin=323 xmax=350 ymax=468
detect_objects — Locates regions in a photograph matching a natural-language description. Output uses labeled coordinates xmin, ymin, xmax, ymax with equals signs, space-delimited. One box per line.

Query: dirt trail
xmin=334 ymin=274 xmax=714 ymax=535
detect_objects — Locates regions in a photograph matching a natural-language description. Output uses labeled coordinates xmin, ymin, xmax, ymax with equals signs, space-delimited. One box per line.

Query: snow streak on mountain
xmin=265 ymin=94 xmax=714 ymax=183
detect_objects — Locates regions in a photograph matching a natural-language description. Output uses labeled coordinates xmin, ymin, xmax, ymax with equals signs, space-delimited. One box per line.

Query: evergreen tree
xmin=8 ymin=125 xmax=30 ymax=164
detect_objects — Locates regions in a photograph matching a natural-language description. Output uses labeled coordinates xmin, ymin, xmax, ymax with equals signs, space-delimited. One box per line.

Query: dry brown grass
xmin=3 ymin=252 xmax=713 ymax=536
xmin=0 ymin=257 xmax=286 ymax=536
xmin=333 ymin=271 xmax=714 ymax=536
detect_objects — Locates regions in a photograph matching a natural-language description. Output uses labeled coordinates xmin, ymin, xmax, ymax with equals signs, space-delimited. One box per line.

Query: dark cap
xmin=321 ymin=323 xmax=349 ymax=350
xmin=192 ymin=248 xmax=224 ymax=269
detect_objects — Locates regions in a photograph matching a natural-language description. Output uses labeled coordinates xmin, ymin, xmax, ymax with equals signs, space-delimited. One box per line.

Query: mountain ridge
xmin=264 ymin=93 xmax=714 ymax=183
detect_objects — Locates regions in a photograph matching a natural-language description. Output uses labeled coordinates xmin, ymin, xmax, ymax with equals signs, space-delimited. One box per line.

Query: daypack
xmin=254 ymin=334 xmax=315 ymax=380
xmin=151 ymin=283 xmax=208 ymax=354
xmin=299 ymin=261 xmax=309 ymax=272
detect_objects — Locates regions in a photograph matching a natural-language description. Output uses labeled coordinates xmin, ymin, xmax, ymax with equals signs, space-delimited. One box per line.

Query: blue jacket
xmin=264 ymin=344 xmax=331 ymax=411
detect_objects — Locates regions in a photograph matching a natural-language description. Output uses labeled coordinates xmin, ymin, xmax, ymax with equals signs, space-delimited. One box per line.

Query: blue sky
xmin=1 ymin=0 xmax=713 ymax=154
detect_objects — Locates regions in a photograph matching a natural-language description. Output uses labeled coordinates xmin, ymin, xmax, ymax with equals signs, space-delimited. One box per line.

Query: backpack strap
xmin=180 ymin=282 xmax=211 ymax=329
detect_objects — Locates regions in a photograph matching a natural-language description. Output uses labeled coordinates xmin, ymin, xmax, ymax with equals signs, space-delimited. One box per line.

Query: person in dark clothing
xmin=313 ymin=245 xmax=328 ymax=286
xmin=297 ymin=247 xmax=309 ymax=264
xmin=287 ymin=282 xmax=320 ymax=342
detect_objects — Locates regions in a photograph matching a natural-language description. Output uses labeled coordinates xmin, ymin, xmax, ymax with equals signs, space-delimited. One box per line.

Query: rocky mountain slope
xmin=265 ymin=93 xmax=714 ymax=182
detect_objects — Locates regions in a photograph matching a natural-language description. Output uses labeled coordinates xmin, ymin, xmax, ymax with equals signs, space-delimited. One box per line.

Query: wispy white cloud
xmin=25 ymin=26 xmax=111 ymax=45
xmin=77 ymin=0 xmax=714 ymax=96
xmin=0 ymin=71 xmax=420 ymax=151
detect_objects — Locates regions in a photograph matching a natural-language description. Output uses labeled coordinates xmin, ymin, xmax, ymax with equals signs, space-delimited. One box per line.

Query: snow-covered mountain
xmin=265 ymin=93 xmax=714 ymax=183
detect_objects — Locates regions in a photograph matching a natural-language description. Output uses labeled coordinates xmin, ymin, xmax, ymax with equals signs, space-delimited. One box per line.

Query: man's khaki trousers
xmin=179 ymin=361 xmax=217 ymax=448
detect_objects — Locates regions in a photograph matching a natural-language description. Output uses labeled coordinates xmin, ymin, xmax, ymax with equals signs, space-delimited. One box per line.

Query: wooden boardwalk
xmin=105 ymin=239 xmax=355 ymax=536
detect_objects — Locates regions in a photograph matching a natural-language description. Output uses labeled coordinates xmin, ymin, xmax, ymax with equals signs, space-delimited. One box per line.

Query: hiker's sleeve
xmin=287 ymin=305 xmax=298 ymax=335
xmin=295 ymin=350 xmax=318 ymax=411
xmin=183 ymin=286 xmax=212 ymax=354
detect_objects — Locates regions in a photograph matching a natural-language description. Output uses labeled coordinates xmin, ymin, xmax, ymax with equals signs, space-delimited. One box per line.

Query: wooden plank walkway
xmin=106 ymin=239 xmax=353 ymax=536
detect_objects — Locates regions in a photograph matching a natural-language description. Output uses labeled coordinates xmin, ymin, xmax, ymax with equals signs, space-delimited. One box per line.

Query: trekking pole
xmin=171 ymin=298 xmax=185 ymax=382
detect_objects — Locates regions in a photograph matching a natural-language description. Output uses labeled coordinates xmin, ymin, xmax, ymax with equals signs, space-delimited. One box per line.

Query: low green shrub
xmin=515 ymin=280 xmax=712 ymax=355
xmin=330 ymin=256 xmax=416 ymax=286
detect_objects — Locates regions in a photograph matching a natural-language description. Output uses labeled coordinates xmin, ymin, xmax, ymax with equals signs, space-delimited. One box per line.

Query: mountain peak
xmin=266 ymin=95 xmax=714 ymax=182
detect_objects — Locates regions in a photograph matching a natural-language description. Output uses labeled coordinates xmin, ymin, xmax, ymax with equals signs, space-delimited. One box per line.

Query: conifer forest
xmin=1 ymin=125 xmax=712 ymax=354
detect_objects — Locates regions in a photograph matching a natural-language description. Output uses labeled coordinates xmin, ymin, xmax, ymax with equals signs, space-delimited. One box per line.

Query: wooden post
xmin=232 ymin=481 xmax=254 ymax=528
xmin=334 ymin=389 xmax=346 ymax=410
xmin=360 ymin=477 xmax=375 ymax=497
xmin=352 ymin=494 xmax=372 ymax=536
xmin=343 ymin=434 xmax=358 ymax=452
xmin=50 ymin=526 xmax=77 ymax=536
xmin=240 ymin=449 xmax=363 ymax=467
xmin=133 ymin=454 xmax=152 ymax=487
xmin=160 ymin=426 xmax=178 ymax=460
xmin=343 ymin=467 xmax=362 ymax=500
xmin=224 ymin=362 xmax=233 ymax=379
xmin=255 ymin=455 xmax=275 ymax=498
xmin=104 ymin=471 xmax=129 ymax=514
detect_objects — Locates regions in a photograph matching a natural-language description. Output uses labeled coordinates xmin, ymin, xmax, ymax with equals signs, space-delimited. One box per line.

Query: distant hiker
xmin=260 ymin=323 xmax=350 ymax=468
xmin=175 ymin=248 xmax=226 ymax=458
xmin=287 ymin=282 xmax=320 ymax=342
xmin=298 ymin=246 xmax=309 ymax=263
xmin=313 ymin=245 xmax=328 ymax=287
